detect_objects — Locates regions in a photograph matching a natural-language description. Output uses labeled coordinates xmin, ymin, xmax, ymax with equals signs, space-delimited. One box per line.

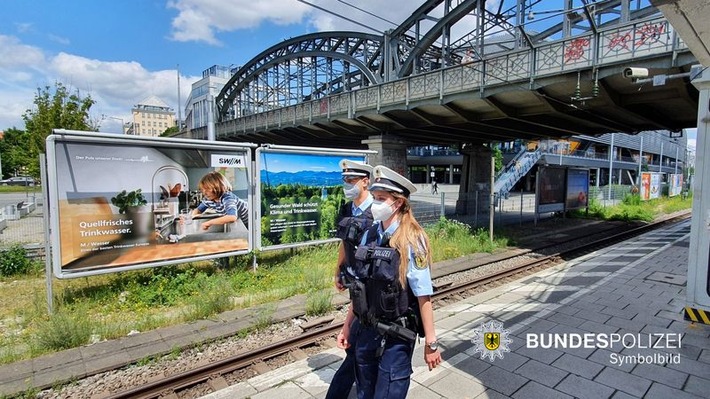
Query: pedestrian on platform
xmin=326 ymin=160 xmax=374 ymax=399
xmin=337 ymin=165 xmax=442 ymax=399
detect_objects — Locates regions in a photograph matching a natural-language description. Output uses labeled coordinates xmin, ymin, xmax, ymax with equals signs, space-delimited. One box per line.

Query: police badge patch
xmin=414 ymin=254 xmax=428 ymax=270
xmin=471 ymin=320 xmax=512 ymax=361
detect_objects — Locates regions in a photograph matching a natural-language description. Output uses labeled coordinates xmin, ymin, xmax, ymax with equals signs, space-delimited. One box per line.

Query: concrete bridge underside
xmin=182 ymin=2 xmax=701 ymax=149
xmin=212 ymin=58 xmax=698 ymax=149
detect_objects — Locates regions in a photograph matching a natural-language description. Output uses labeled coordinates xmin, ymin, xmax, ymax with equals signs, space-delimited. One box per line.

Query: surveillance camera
xmin=623 ymin=67 xmax=649 ymax=79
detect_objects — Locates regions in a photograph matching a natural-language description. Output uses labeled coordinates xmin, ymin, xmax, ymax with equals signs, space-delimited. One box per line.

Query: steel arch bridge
xmin=208 ymin=0 xmax=697 ymax=146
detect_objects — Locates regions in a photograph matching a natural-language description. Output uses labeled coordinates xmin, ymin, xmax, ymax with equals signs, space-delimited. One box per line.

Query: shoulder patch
xmin=414 ymin=254 xmax=428 ymax=270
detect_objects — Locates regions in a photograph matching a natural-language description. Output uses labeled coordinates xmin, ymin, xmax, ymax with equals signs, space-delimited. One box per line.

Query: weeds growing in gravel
xmin=0 ymin=218 xmax=507 ymax=365
xmin=306 ymin=290 xmax=334 ymax=316
xmin=32 ymin=311 xmax=94 ymax=351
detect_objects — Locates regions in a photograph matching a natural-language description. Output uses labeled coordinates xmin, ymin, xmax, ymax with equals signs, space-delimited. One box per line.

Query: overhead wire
xmin=295 ymin=0 xmax=384 ymax=34
xmin=335 ymin=0 xmax=400 ymax=29
xmin=240 ymin=0 xmax=670 ymax=134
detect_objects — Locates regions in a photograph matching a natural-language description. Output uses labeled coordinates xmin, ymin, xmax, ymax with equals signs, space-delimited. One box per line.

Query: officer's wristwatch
xmin=426 ymin=340 xmax=439 ymax=351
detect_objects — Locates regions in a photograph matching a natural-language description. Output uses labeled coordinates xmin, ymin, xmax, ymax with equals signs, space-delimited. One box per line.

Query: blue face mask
xmin=343 ymin=182 xmax=361 ymax=199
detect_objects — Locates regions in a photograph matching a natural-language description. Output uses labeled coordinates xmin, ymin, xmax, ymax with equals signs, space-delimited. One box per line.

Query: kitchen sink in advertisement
xmin=46 ymin=132 xmax=254 ymax=278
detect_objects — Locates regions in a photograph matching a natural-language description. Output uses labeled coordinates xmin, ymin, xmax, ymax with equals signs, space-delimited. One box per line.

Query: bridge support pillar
xmin=362 ymin=135 xmax=408 ymax=177
xmin=456 ymin=144 xmax=492 ymax=219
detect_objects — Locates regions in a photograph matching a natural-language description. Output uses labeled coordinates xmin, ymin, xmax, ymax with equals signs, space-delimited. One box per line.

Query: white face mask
xmin=343 ymin=182 xmax=361 ymax=199
xmin=371 ymin=199 xmax=397 ymax=221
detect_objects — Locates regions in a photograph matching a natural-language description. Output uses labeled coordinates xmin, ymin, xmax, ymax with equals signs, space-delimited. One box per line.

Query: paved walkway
xmin=201 ymin=219 xmax=710 ymax=398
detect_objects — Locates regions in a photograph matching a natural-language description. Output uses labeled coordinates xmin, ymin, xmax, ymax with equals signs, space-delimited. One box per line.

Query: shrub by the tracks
xmin=0 ymin=245 xmax=42 ymax=276
xmin=0 ymin=218 xmax=506 ymax=365
xmin=32 ymin=312 xmax=94 ymax=351
xmin=570 ymin=192 xmax=690 ymax=222
xmin=306 ymin=289 xmax=334 ymax=316
xmin=429 ymin=217 xmax=508 ymax=260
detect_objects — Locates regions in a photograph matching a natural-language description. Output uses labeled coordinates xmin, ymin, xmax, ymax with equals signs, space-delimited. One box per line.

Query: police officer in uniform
xmin=327 ymin=160 xmax=374 ymax=399
xmin=337 ymin=165 xmax=442 ymax=399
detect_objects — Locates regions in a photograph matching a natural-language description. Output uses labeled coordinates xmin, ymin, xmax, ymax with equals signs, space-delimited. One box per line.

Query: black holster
xmin=374 ymin=320 xmax=417 ymax=342
xmin=349 ymin=279 xmax=368 ymax=322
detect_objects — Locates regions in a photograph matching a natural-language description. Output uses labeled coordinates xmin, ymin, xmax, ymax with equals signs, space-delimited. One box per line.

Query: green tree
xmin=161 ymin=126 xmax=179 ymax=137
xmin=0 ymin=128 xmax=35 ymax=179
xmin=23 ymin=82 xmax=97 ymax=158
xmin=492 ymin=145 xmax=503 ymax=173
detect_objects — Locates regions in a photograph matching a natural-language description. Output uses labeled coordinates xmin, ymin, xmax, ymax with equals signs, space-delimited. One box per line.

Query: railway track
xmin=100 ymin=212 xmax=691 ymax=399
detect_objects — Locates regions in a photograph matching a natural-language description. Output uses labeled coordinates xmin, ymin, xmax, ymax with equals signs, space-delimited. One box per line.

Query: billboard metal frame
xmin=46 ymin=130 xmax=256 ymax=279
xmin=255 ymin=144 xmax=375 ymax=252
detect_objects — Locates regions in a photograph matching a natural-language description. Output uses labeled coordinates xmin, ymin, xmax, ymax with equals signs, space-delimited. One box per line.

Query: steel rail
xmin=434 ymin=212 xmax=691 ymax=298
xmin=105 ymin=324 xmax=342 ymax=399
xmin=105 ymin=212 xmax=689 ymax=398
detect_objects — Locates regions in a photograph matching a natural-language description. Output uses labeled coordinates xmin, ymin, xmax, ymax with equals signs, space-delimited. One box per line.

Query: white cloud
xmin=0 ymin=35 xmax=46 ymax=72
xmin=48 ymin=34 xmax=70 ymax=45
xmin=14 ymin=23 xmax=33 ymax=34
xmin=167 ymin=0 xmax=310 ymax=44
xmin=0 ymin=35 xmax=198 ymax=132
xmin=166 ymin=0 xmax=423 ymax=43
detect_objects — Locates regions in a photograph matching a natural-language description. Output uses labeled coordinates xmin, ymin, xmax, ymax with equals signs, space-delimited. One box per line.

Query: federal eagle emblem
xmin=414 ymin=254 xmax=428 ymax=270
xmin=471 ymin=320 xmax=512 ymax=361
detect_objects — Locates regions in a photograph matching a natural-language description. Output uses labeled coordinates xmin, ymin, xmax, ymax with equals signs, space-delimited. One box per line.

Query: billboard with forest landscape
xmin=256 ymin=147 xmax=368 ymax=249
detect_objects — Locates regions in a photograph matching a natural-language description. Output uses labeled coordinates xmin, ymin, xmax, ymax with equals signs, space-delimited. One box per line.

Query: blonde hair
xmin=199 ymin=171 xmax=232 ymax=197
xmin=388 ymin=192 xmax=432 ymax=287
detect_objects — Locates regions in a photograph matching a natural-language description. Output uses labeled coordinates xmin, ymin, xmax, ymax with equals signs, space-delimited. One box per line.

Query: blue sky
xmin=0 ymin=0 xmax=697 ymax=148
xmin=0 ymin=0 xmax=420 ymax=133
xmin=261 ymin=152 xmax=365 ymax=173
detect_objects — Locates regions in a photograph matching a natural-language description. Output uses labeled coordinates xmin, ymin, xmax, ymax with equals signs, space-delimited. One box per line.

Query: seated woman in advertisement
xmin=192 ymin=171 xmax=249 ymax=229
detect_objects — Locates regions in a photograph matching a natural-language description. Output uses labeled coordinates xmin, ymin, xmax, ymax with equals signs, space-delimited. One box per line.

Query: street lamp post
xmin=101 ymin=114 xmax=126 ymax=134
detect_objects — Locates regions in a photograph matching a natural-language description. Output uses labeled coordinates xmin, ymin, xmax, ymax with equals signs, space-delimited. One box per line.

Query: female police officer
xmin=337 ymin=165 xmax=441 ymax=399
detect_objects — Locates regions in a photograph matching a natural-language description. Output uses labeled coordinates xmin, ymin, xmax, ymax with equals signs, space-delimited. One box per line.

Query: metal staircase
xmin=494 ymin=149 xmax=542 ymax=199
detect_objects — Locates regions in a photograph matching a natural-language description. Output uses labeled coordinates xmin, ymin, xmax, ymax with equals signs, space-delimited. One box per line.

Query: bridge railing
xmin=217 ymin=16 xmax=685 ymax=138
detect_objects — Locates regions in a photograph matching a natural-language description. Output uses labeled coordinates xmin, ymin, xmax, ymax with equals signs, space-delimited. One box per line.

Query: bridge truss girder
xmin=202 ymin=1 xmax=699 ymax=150
xmin=216 ymin=32 xmax=385 ymax=121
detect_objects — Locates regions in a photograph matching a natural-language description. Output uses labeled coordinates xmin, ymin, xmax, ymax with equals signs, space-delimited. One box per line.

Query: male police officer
xmin=326 ymin=159 xmax=374 ymax=399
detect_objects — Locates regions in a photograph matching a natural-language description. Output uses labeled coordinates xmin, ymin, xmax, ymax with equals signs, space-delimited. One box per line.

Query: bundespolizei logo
xmin=472 ymin=320 xmax=513 ymax=361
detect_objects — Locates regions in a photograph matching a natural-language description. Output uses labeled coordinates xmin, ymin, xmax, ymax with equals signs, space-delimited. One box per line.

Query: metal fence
xmin=0 ymin=192 xmax=45 ymax=250
xmin=0 ymin=184 xmax=655 ymax=251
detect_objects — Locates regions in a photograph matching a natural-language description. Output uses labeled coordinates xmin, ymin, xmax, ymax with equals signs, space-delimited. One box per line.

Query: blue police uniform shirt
xmin=351 ymin=194 xmax=373 ymax=216
xmin=360 ymin=220 xmax=434 ymax=297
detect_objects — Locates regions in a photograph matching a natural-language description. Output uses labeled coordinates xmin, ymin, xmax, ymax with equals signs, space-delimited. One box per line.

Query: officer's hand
xmin=334 ymin=275 xmax=345 ymax=291
xmin=424 ymin=346 xmax=442 ymax=371
xmin=336 ymin=329 xmax=350 ymax=349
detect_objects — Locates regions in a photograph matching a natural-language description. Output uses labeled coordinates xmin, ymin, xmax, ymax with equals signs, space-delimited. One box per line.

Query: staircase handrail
xmin=494 ymin=149 xmax=542 ymax=198
xmin=495 ymin=146 xmax=527 ymax=179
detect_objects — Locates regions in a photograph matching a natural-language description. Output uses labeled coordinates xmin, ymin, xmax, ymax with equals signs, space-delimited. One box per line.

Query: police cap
xmin=340 ymin=159 xmax=373 ymax=178
xmin=370 ymin=165 xmax=417 ymax=197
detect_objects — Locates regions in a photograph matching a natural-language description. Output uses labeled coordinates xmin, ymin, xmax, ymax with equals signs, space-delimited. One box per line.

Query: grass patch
xmin=569 ymin=192 xmax=691 ymax=222
xmin=0 ymin=217 xmax=505 ymax=364
xmin=0 ymin=245 xmax=43 ymax=276
xmin=32 ymin=312 xmax=94 ymax=351
xmin=253 ymin=304 xmax=276 ymax=330
xmin=428 ymin=217 xmax=509 ymax=260
xmin=306 ymin=290 xmax=334 ymax=316
xmin=0 ymin=186 xmax=41 ymax=194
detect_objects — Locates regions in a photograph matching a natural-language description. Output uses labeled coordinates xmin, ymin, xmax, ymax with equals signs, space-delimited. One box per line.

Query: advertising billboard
xmin=256 ymin=147 xmax=369 ymax=250
xmin=640 ymin=172 xmax=662 ymax=200
xmin=565 ymin=168 xmax=590 ymax=210
xmin=668 ymin=173 xmax=683 ymax=197
xmin=536 ymin=166 xmax=566 ymax=213
xmin=47 ymin=131 xmax=254 ymax=278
